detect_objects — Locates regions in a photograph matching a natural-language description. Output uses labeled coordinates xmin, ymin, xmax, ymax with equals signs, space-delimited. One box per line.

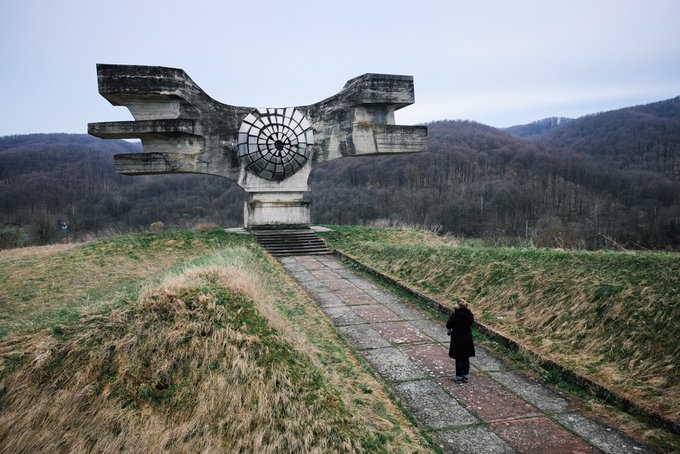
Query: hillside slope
xmin=528 ymin=96 xmax=680 ymax=175
xmin=504 ymin=116 xmax=574 ymax=137
xmin=0 ymin=230 xmax=430 ymax=452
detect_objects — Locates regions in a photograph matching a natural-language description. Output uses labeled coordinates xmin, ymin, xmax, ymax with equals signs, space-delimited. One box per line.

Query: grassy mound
xmin=322 ymin=227 xmax=680 ymax=429
xmin=0 ymin=232 xmax=429 ymax=453
xmin=0 ymin=229 xmax=248 ymax=337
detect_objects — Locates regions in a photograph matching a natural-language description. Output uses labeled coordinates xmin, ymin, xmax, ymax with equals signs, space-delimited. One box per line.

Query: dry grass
xmin=0 ymin=235 xmax=429 ymax=453
xmin=0 ymin=230 xmax=250 ymax=337
xmin=342 ymin=223 xmax=460 ymax=248
xmin=0 ymin=241 xmax=83 ymax=260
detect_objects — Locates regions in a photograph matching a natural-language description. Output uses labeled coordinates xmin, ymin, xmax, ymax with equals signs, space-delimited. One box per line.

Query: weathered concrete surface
xmin=490 ymin=417 xmax=599 ymax=453
xmin=88 ymin=64 xmax=426 ymax=228
xmin=555 ymin=413 xmax=657 ymax=454
xmin=392 ymin=380 xmax=478 ymax=428
xmin=438 ymin=426 xmax=516 ymax=454
xmin=280 ymin=254 xmax=658 ymax=454
xmin=488 ymin=371 xmax=570 ymax=414
xmin=438 ymin=374 xmax=541 ymax=422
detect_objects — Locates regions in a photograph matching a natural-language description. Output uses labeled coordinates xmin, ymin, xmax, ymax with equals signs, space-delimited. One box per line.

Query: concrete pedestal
xmin=244 ymin=193 xmax=310 ymax=229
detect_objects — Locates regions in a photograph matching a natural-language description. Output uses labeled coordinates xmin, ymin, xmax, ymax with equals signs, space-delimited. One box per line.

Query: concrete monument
xmin=88 ymin=64 xmax=426 ymax=229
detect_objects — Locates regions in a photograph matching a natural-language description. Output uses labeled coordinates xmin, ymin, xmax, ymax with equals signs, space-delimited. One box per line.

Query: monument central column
xmin=236 ymin=107 xmax=314 ymax=229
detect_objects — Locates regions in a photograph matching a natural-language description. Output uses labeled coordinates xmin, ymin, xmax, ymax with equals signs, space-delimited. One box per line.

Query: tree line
xmin=1 ymin=96 xmax=678 ymax=250
xmin=309 ymin=115 xmax=679 ymax=249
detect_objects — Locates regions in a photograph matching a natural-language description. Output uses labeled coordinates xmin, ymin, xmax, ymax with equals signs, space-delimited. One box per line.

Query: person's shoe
xmin=462 ymin=375 xmax=469 ymax=383
xmin=453 ymin=376 xmax=463 ymax=384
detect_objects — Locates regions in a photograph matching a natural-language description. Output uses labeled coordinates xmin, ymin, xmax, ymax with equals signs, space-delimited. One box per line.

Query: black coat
xmin=446 ymin=307 xmax=475 ymax=359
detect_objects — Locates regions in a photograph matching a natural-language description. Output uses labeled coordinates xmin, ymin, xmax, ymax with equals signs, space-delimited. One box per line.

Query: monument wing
xmin=88 ymin=64 xmax=426 ymax=185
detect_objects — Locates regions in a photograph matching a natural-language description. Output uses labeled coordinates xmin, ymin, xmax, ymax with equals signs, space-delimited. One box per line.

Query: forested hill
xmin=1 ymin=96 xmax=679 ymax=250
xmin=504 ymin=116 xmax=574 ymax=137
xmin=0 ymin=134 xmax=248 ymax=244
xmin=310 ymin=96 xmax=680 ymax=249
xmin=511 ymin=96 xmax=680 ymax=175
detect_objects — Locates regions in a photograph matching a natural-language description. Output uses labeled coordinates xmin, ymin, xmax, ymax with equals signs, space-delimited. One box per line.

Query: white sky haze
xmin=0 ymin=0 xmax=678 ymax=135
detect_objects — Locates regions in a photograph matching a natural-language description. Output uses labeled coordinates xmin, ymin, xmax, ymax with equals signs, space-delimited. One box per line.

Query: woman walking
xmin=446 ymin=299 xmax=475 ymax=384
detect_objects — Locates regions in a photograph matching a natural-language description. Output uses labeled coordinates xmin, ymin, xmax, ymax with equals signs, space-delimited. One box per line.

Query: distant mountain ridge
xmin=530 ymin=96 xmax=680 ymax=175
xmin=504 ymin=116 xmax=574 ymax=138
xmin=1 ymin=96 xmax=679 ymax=249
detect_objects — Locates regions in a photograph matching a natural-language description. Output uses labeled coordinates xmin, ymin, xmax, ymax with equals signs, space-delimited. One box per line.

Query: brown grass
xmin=0 ymin=243 xmax=429 ymax=453
xmin=0 ymin=241 xmax=83 ymax=260
xmin=0 ymin=232 xmax=247 ymax=336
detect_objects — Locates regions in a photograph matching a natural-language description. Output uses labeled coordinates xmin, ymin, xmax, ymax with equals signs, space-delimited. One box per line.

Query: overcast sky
xmin=1 ymin=0 xmax=679 ymax=136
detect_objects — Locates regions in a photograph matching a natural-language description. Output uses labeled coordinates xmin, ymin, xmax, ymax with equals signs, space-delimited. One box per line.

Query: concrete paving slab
xmin=363 ymin=286 xmax=399 ymax=301
xmin=322 ymin=306 xmax=364 ymax=326
xmin=311 ymin=269 xmax=342 ymax=281
xmin=338 ymin=324 xmax=391 ymax=350
xmin=382 ymin=300 xmax=430 ymax=321
xmin=437 ymin=426 xmax=516 ymax=454
xmin=301 ymin=279 xmax=330 ymax=293
xmin=368 ymin=291 xmax=402 ymax=305
xmin=373 ymin=321 xmax=431 ymax=345
xmin=489 ymin=371 xmax=570 ymax=413
xmin=555 ymin=413 xmax=657 ymax=454
xmin=391 ymin=380 xmax=478 ymax=429
xmin=314 ymin=255 xmax=345 ymax=268
xmin=294 ymin=256 xmax=326 ymax=270
xmin=401 ymin=343 xmax=453 ymax=377
xmin=491 ymin=417 xmax=599 ymax=453
xmin=471 ymin=346 xmax=508 ymax=372
xmin=362 ymin=347 xmax=427 ymax=381
xmin=333 ymin=267 xmax=360 ymax=279
xmin=280 ymin=263 xmax=307 ymax=273
xmin=335 ymin=288 xmax=370 ymax=301
xmin=289 ymin=270 xmax=317 ymax=283
xmin=277 ymin=256 xmax=298 ymax=266
xmin=311 ymin=291 xmax=346 ymax=308
xmin=352 ymin=304 xmax=402 ymax=323
xmin=323 ymin=277 xmax=359 ymax=293
xmin=339 ymin=292 xmax=377 ymax=306
xmin=410 ymin=318 xmax=450 ymax=343
xmin=438 ymin=374 xmax=541 ymax=422
xmin=347 ymin=277 xmax=380 ymax=291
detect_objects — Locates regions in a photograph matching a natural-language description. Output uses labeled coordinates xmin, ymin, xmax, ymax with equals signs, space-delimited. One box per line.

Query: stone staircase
xmin=253 ymin=229 xmax=332 ymax=257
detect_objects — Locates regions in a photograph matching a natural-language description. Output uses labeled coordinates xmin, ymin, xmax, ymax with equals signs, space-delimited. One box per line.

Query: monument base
xmin=244 ymin=193 xmax=310 ymax=230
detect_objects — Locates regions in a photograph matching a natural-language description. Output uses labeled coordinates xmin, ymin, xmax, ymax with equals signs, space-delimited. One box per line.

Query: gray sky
xmin=1 ymin=0 xmax=679 ymax=136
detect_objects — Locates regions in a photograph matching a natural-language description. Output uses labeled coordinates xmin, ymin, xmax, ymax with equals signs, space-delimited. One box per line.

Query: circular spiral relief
xmin=237 ymin=107 xmax=314 ymax=181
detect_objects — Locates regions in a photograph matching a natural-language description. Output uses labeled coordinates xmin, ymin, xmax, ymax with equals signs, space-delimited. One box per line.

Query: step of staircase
xmin=252 ymin=229 xmax=332 ymax=257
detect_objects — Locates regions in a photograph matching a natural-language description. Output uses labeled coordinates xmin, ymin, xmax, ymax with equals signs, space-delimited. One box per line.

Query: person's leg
xmin=461 ymin=357 xmax=470 ymax=382
xmin=454 ymin=359 xmax=463 ymax=383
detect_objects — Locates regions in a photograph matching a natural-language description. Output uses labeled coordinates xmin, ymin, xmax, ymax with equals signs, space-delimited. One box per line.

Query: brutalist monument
xmin=88 ymin=64 xmax=427 ymax=229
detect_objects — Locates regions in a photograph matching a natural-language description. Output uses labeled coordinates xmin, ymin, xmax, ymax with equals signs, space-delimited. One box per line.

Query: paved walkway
xmin=280 ymin=254 xmax=656 ymax=454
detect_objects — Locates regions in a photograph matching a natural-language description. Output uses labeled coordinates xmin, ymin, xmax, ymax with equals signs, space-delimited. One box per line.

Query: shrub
xmin=0 ymin=225 xmax=29 ymax=249
xmin=149 ymin=221 xmax=165 ymax=231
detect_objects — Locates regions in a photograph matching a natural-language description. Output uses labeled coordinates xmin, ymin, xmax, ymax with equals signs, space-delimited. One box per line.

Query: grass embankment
xmin=321 ymin=227 xmax=680 ymax=428
xmin=0 ymin=230 xmax=244 ymax=338
xmin=0 ymin=230 xmax=430 ymax=453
